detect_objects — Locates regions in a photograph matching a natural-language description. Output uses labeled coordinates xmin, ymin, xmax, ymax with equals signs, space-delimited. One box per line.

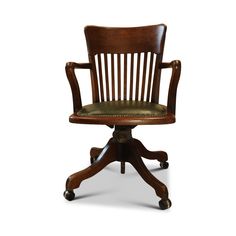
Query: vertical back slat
xmin=146 ymin=52 xmax=154 ymax=101
xmin=140 ymin=52 xmax=148 ymax=101
xmin=90 ymin=55 xmax=100 ymax=103
xmin=124 ymin=53 xmax=127 ymax=100
xmin=86 ymin=25 xmax=167 ymax=104
xmin=151 ymin=54 xmax=161 ymax=103
xmin=97 ymin=54 xmax=104 ymax=101
xmin=111 ymin=53 xmax=115 ymax=100
xmin=117 ymin=54 xmax=121 ymax=100
xmin=94 ymin=52 xmax=162 ymax=103
xmin=129 ymin=53 xmax=134 ymax=100
xmin=135 ymin=53 xmax=141 ymax=101
xmin=103 ymin=53 xmax=110 ymax=101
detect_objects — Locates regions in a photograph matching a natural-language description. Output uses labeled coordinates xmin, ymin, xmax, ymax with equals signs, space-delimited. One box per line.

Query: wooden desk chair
xmin=63 ymin=24 xmax=181 ymax=210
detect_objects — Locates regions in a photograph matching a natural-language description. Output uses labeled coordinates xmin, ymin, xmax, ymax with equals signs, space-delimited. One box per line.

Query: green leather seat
xmin=77 ymin=101 xmax=167 ymax=117
xmin=69 ymin=101 xmax=175 ymax=125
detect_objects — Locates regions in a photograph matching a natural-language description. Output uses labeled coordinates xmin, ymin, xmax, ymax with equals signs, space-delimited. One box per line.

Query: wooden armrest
xmin=160 ymin=62 xmax=173 ymax=69
xmin=161 ymin=60 xmax=181 ymax=115
xmin=65 ymin=62 xmax=92 ymax=113
xmin=66 ymin=62 xmax=92 ymax=69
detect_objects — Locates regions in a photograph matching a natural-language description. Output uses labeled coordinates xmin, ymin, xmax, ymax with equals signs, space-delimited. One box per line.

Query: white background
xmin=0 ymin=0 xmax=236 ymax=235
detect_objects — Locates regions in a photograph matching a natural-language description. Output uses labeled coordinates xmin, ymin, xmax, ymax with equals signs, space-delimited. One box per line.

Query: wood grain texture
xmin=124 ymin=53 xmax=127 ymax=100
xmin=69 ymin=112 xmax=175 ymax=125
xmin=111 ymin=53 xmax=115 ymax=100
xmin=129 ymin=53 xmax=134 ymax=100
xmin=65 ymin=127 xmax=170 ymax=202
xmin=141 ymin=52 xmax=148 ymax=101
xmin=64 ymin=25 xmax=180 ymax=209
xmin=103 ymin=53 xmax=110 ymax=101
xmin=117 ymin=53 xmax=121 ymax=100
xmin=97 ymin=54 xmax=104 ymax=101
xmin=65 ymin=62 xmax=92 ymax=112
xmin=84 ymin=24 xmax=166 ymax=54
xmin=146 ymin=52 xmax=154 ymax=102
xmin=65 ymin=24 xmax=181 ymax=125
xmin=135 ymin=53 xmax=141 ymax=101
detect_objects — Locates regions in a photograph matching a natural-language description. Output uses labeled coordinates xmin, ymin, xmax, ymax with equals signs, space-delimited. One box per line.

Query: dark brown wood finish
xmin=124 ymin=53 xmax=127 ymax=100
xmin=69 ymin=112 xmax=175 ymax=125
xmin=64 ymin=24 xmax=181 ymax=210
xmin=111 ymin=53 xmax=115 ymax=100
xmin=84 ymin=24 xmax=167 ymax=106
xmin=129 ymin=53 xmax=134 ymax=100
xmin=133 ymin=139 xmax=168 ymax=162
xmin=84 ymin=25 xmax=166 ymax=54
xmin=65 ymin=127 xmax=171 ymax=209
xmin=120 ymin=161 xmax=125 ymax=174
xmin=103 ymin=53 xmax=110 ymax=101
xmin=141 ymin=52 xmax=148 ymax=101
xmin=164 ymin=61 xmax=181 ymax=115
xmin=65 ymin=62 xmax=92 ymax=113
xmin=66 ymin=25 xmax=181 ymax=125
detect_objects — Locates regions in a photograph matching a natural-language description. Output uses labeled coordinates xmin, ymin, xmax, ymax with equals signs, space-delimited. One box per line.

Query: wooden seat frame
xmin=63 ymin=25 xmax=181 ymax=210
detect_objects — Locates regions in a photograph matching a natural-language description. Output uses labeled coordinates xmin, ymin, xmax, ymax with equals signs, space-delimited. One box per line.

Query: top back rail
xmin=84 ymin=24 xmax=167 ymax=103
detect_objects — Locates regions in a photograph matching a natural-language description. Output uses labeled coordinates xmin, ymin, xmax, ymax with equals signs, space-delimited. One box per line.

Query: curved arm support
xmin=65 ymin=62 xmax=92 ymax=113
xmin=160 ymin=60 xmax=181 ymax=115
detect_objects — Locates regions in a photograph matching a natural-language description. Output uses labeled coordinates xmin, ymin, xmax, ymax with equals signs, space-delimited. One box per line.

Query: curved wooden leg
xmin=65 ymin=142 xmax=116 ymax=191
xmin=128 ymin=153 xmax=169 ymax=200
xmin=90 ymin=147 xmax=103 ymax=159
xmin=90 ymin=147 xmax=103 ymax=164
xmin=132 ymin=138 xmax=168 ymax=162
xmin=64 ymin=126 xmax=172 ymax=208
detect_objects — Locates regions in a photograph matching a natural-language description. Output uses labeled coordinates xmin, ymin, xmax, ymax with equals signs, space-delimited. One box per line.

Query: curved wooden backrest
xmin=84 ymin=24 xmax=167 ymax=103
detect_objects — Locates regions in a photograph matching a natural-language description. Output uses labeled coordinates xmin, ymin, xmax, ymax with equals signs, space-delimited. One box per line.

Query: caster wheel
xmin=160 ymin=161 xmax=169 ymax=169
xmin=90 ymin=156 xmax=98 ymax=164
xmin=159 ymin=199 xmax=172 ymax=210
xmin=64 ymin=190 xmax=75 ymax=201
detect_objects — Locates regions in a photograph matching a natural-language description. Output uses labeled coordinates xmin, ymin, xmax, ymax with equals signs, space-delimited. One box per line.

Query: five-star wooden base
xmin=64 ymin=126 xmax=171 ymax=210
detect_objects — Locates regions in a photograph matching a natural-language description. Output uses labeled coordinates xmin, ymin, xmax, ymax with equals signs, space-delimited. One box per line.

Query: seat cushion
xmin=77 ymin=101 xmax=167 ymax=117
xmin=70 ymin=101 xmax=175 ymax=125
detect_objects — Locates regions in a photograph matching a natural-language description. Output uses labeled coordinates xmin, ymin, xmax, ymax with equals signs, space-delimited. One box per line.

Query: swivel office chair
xmin=63 ymin=24 xmax=181 ymax=210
